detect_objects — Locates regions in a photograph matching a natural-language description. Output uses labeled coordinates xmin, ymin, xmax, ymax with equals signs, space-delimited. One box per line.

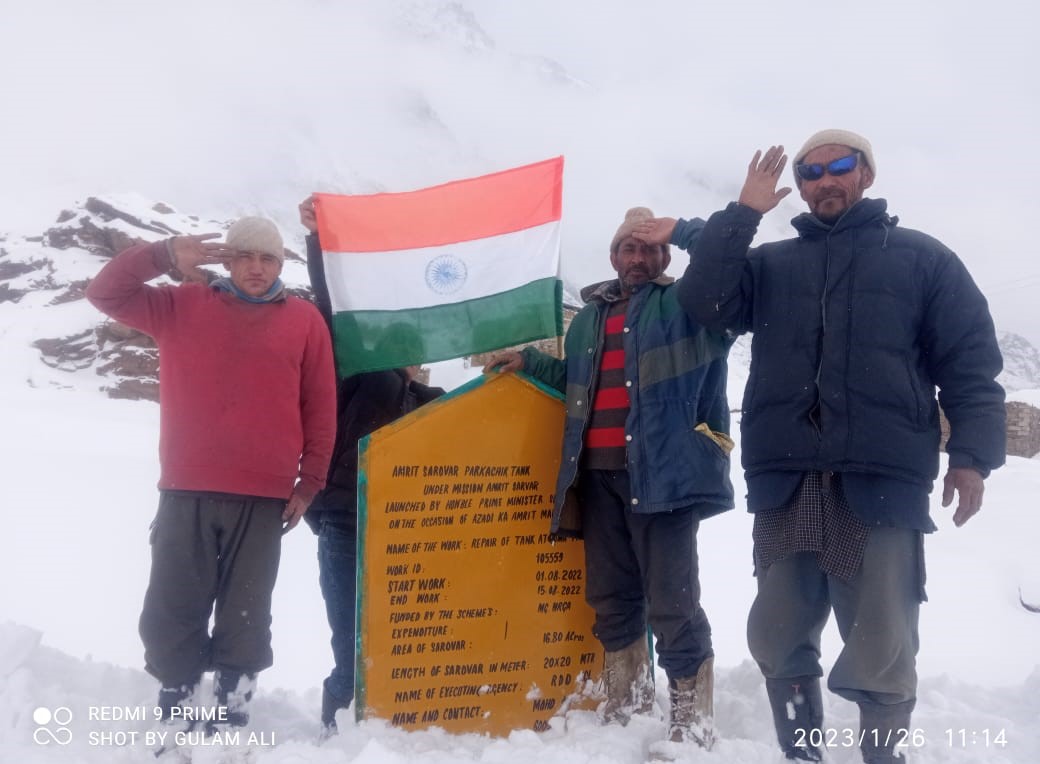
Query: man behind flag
xmin=313 ymin=157 xmax=565 ymax=376
xmin=299 ymin=195 xmax=445 ymax=735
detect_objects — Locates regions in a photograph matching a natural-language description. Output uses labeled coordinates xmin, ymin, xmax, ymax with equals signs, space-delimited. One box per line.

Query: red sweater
xmin=86 ymin=242 xmax=336 ymax=502
xmin=583 ymin=302 xmax=630 ymax=470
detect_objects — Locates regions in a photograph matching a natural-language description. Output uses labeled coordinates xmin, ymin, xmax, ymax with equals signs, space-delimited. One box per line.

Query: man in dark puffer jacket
xmin=634 ymin=130 xmax=1005 ymax=763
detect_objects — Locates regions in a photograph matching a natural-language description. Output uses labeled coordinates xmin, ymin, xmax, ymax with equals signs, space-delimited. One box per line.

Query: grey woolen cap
xmin=793 ymin=129 xmax=876 ymax=185
xmin=226 ymin=217 xmax=285 ymax=262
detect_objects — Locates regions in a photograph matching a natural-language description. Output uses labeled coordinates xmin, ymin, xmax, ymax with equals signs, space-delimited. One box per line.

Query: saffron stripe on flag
xmin=314 ymin=157 xmax=563 ymax=252
xmin=330 ymin=278 xmax=563 ymax=377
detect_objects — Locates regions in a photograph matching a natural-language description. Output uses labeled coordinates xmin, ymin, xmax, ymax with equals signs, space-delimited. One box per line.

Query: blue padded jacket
xmin=523 ymin=261 xmax=735 ymax=537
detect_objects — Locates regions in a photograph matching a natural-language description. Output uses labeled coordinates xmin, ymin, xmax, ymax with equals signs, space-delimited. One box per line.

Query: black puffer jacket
xmin=677 ymin=198 xmax=1005 ymax=488
xmin=306 ymin=369 xmax=443 ymax=532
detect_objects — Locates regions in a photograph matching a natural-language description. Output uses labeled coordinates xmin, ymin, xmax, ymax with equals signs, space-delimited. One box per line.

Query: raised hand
xmin=299 ymin=195 xmax=318 ymax=233
xmin=737 ymin=146 xmax=792 ymax=214
xmin=170 ymin=233 xmax=233 ymax=282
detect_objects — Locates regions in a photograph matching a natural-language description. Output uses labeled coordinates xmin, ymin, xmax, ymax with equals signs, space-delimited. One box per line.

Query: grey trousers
xmin=747 ymin=526 xmax=923 ymax=706
xmin=139 ymin=491 xmax=284 ymax=687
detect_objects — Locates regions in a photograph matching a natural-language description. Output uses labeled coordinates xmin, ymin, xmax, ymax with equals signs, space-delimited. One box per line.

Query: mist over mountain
xmin=3 ymin=0 xmax=1037 ymax=348
xmin=1 ymin=194 xmax=1037 ymax=402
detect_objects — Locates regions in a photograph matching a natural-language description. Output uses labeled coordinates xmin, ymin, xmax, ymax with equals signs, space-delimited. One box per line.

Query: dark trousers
xmin=317 ymin=518 xmax=358 ymax=705
xmin=747 ymin=526 xmax=922 ymax=706
xmin=578 ymin=469 xmax=712 ymax=681
xmin=139 ymin=491 xmax=284 ymax=688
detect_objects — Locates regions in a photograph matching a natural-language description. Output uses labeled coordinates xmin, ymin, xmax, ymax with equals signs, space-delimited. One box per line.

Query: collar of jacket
xmin=210 ymin=277 xmax=288 ymax=303
xmin=790 ymin=197 xmax=896 ymax=240
xmin=578 ymin=275 xmax=675 ymax=304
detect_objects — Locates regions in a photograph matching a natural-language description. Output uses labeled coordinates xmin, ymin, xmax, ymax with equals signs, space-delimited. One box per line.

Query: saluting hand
xmin=631 ymin=216 xmax=677 ymax=246
xmin=738 ymin=145 xmax=792 ymax=214
xmin=170 ymin=234 xmax=234 ymax=283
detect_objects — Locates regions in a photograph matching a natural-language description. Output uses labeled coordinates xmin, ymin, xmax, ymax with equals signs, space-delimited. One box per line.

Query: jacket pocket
xmin=694 ymin=422 xmax=734 ymax=455
xmin=904 ymin=356 xmax=927 ymax=429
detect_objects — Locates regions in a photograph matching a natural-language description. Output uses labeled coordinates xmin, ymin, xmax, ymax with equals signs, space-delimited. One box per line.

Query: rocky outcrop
xmin=0 ymin=195 xmax=304 ymax=402
xmin=1006 ymin=401 xmax=1040 ymax=458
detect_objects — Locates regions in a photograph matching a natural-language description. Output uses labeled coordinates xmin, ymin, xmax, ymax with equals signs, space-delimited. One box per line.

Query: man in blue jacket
xmin=484 ymin=207 xmax=734 ymax=751
xmin=634 ymin=131 xmax=1005 ymax=763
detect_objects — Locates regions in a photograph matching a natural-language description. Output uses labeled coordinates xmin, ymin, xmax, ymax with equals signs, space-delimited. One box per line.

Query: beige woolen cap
xmin=226 ymin=217 xmax=285 ymax=262
xmin=610 ymin=206 xmax=669 ymax=255
xmin=793 ymin=129 xmax=876 ymax=185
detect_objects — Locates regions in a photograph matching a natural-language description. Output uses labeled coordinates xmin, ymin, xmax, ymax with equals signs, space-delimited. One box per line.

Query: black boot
xmin=152 ymin=680 xmax=199 ymax=756
xmin=321 ymin=680 xmax=351 ymax=736
xmin=211 ymin=670 xmax=257 ymax=730
xmin=858 ymin=699 xmax=914 ymax=763
xmin=157 ymin=683 xmax=197 ymax=721
xmin=765 ymin=676 xmax=824 ymax=761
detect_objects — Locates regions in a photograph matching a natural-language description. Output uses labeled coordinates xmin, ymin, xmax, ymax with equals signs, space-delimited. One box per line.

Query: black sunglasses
xmin=795 ymin=152 xmax=860 ymax=182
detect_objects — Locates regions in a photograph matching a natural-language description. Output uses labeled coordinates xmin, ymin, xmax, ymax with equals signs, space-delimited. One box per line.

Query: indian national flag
xmin=314 ymin=157 xmax=564 ymax=377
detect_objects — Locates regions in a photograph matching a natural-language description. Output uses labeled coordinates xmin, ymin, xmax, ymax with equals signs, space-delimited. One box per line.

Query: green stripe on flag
xmin=330 ymin=278 xmax=563 ymax=377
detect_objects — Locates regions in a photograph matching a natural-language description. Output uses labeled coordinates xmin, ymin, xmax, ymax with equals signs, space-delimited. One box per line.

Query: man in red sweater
xmin=86 ymin=217 xmax=336 ymax=732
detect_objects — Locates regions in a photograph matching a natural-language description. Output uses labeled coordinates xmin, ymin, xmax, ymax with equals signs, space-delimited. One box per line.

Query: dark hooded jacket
xmin=304 ymin=234 xmax=444 ymax=532
xmin=676 ymin=198 xmax=1005 ymax=499
xmin=306 ymin=368 xmax=443 ymax=532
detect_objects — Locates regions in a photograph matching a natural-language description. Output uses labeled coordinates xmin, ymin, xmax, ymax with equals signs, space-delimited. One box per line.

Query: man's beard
xmin=621 ymin=268 xmax=651 ymax=290
xmin=812 ymin=191 xmax=852 ymax=223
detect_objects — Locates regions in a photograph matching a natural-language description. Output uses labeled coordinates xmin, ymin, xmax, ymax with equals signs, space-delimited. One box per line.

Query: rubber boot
xmin=157 ymin=680 xmax=199 ymax=721
xmin=765 ymin=676 xmax=824 ymax=761
xmin=666 ymin=656 xmax=715 ymax=749
xmin=152 ymin=679 xmax=199 ymax=756
xmin=210 ymin=670 xmax=257 ymax=731
xmin=601 ymin=636 xmax=655 ymax=725
xmin=858 ymin=699 xmax=914 ymax=763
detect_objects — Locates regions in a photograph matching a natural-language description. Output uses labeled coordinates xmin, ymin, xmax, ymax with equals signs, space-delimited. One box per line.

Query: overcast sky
xmin=3 ymin=0 xmax=1037 ymax=342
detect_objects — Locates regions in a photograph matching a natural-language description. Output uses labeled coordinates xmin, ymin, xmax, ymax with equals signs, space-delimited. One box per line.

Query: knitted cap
xmin=793 ymin=129 xmax=876 ymax=184
xmin=610 ymin=206 xmax=668 ymax=255
xmin=226 ymin=217 xmax=285 ymax=262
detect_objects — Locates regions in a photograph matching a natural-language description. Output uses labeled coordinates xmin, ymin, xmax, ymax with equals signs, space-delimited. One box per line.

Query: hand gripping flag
xmin=314 ymin=157 xmax=564 ymax=377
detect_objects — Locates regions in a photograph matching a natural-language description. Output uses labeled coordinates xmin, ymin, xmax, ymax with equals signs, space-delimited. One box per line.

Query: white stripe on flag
xmin=323 ymin=221 xmax=561 ymax=313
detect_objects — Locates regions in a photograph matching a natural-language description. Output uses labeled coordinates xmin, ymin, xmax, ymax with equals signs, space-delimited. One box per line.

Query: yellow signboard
xmin=356 ymin=372 xmax=603 ymax=736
